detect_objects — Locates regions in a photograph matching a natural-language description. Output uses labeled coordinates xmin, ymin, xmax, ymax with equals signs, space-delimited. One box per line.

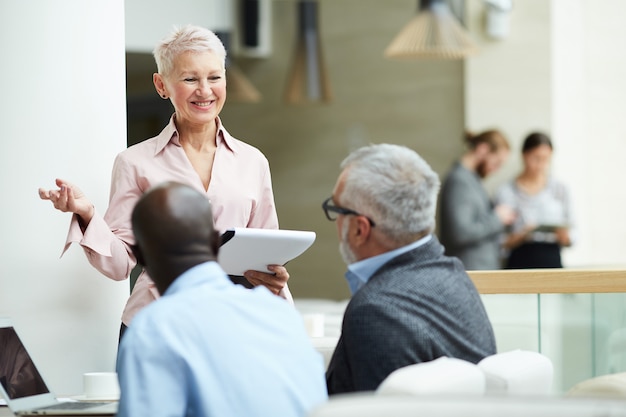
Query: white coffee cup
xmin=83 ymin=372 xmax=120 ymax=400
xmin=303 ymin=313 xmax=325 ymax=338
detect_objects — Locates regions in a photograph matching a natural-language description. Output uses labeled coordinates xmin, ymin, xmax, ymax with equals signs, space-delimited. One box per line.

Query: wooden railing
xmin=468 ymin=269 xmax=626 ymax=294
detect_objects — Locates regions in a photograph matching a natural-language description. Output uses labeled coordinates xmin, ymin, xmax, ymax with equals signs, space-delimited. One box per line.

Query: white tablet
xmin=218 ymin=228 xmax=316 ymax=276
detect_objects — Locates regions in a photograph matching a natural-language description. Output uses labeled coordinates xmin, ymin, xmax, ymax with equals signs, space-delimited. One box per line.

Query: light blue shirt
xmin=345 ymin=235 xmax=433 ymax=294
xmin=116 ymin=261 xmax=327 ymax=417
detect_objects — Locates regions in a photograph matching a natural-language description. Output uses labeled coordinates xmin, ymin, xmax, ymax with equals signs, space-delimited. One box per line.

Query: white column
xmin=464 ymin=0 xmax=552 ymax=191
xmin=553 ymin=0 xmax=626 ymax=268
xmin=0 ymin=0 xmax=128 ymax=395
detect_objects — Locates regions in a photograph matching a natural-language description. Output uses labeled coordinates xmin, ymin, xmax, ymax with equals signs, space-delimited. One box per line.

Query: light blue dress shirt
xmin=345 ymin=235 xmax=433 ymax=294
xmin=116 ymin=261 xmax=327 ymax=417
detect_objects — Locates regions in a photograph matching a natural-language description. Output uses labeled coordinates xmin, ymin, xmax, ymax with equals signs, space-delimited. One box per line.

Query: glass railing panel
xmin=539 ymin=293 xmax=594 ymax=393
xmin=589 ymin=292 xmax=626 ymax=376
xmin=472 ymin=270 xmax=626 ymax=394
xmin=481 ymin=294 xmax=540 ymax=352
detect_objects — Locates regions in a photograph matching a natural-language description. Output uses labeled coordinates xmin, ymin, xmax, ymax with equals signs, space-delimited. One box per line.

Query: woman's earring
xmin=161 ymin=94 xmax=167 ymax=99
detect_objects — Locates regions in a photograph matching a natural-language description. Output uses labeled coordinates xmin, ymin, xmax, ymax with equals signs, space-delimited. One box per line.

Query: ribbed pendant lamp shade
xmin=226 ymin=65 xmax=262 ymax=103
xmin=385 ymin=0 xmax=477 ymax=59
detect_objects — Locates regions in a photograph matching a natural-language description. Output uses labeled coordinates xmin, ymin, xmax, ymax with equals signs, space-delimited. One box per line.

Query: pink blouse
xmin=62 ymin=117 xmax=292 ymax=325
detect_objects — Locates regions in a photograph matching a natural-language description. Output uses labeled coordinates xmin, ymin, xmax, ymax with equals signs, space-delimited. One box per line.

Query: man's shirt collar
xmin=344 ymin=234 xmax=432 ymax=295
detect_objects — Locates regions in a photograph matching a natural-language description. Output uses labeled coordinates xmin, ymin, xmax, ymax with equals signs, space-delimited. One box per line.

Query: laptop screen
xmin=0 ymin=326 xmax=50 ymax=399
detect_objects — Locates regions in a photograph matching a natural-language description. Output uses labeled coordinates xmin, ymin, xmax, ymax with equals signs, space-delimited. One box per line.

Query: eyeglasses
xmin=322 ymin=197 xmax=376 ymax=227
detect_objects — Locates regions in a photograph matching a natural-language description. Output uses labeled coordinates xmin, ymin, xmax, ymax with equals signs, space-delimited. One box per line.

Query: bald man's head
xmin=131 ymin=182 xmax=219 ymax=294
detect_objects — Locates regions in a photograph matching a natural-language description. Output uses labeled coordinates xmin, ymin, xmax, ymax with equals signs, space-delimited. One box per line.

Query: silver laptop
xmin=0 ymin=318 xmax=117 ymax=415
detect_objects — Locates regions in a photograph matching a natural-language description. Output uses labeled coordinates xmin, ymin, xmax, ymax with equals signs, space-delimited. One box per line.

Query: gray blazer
xmin=439 ymin=162 xmax=504 ymax=270
xmin=325 ymin=236 xmax=496 ymax=395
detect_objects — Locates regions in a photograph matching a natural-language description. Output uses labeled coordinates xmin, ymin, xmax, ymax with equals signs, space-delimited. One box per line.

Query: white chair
xmin=376 ymin=356 xmax=486 ymax=396
xmin=567 ymin=372 xmax=626 ymax=399
xmin=477 ymin=349 xmax=554 ymax=396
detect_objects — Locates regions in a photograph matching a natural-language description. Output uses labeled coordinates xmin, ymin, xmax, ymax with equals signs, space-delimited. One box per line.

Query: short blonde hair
xmin=153 ymin=24 xmax=226 ymax=76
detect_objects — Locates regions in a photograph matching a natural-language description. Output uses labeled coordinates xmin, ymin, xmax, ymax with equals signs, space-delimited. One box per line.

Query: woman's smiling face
xmin=160 ymin=50 xmax=226 ymax=127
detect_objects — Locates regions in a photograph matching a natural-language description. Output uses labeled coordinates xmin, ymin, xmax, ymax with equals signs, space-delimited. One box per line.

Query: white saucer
xmin=69 ymin=394 xmax=119 ymax=402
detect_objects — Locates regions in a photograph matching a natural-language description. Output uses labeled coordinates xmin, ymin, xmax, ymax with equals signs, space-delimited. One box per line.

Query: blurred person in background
xmin=439 ymin=129 xmax=516 ymax=270
xmin=495 ymin=132 xmax=573 ymax=268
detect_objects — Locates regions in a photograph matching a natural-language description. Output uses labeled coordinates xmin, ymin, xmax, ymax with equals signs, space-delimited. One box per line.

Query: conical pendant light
xmin=385 ymin=0 xmax=477 ymax=60
xmin=225 ymin=65 xmax=262 ymax=103
xmin=284 ymin=0 xmax=332 ymax=104
xmin=216 ymin=31 xmax=262 ymax=103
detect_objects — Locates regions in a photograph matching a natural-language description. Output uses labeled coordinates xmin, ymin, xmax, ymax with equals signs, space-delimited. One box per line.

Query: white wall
xmin=125 ymin=0 xmax=231 ymax=53
xmin=0 ymin=0 xmax=128 ymax=395
xmin=552 ymin=0 xmax=626 ymax=268
xmin=465 ymin=0 xmax=552 ymax=192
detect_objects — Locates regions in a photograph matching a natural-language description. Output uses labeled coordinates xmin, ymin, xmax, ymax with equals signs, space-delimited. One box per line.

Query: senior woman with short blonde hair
xmin=39 ymin=25 xmax=291 ymax=338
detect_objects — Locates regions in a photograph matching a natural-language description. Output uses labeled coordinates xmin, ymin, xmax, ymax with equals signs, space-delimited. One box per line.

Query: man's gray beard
xmin=339 ymin=220 xmax=358 ymax=265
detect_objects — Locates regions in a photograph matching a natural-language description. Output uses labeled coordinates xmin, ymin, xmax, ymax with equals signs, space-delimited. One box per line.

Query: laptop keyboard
xmin=37 ymin=401 xmax=109 ymax=410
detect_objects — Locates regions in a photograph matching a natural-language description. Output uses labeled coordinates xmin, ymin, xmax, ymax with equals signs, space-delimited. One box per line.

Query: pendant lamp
xmin=284 ymin=0 xmax=332 ymax=104
xmin=216 ymin=31 xmax=262 ymax=103
xmin=385 ymin=0 xmax=477 ymax=60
